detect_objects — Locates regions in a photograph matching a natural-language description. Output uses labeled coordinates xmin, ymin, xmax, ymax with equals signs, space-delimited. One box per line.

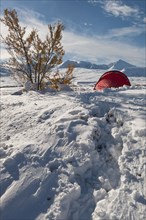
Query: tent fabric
xmin=94 ymin=70 xmax=131 ymax=91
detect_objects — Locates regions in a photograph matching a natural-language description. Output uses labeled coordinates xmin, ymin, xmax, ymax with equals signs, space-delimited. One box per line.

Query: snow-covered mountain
xmin=108 ymin=59 xmax=136 ymax=70
xmin=109 ymin=60 xmax=146 ymax=77
xmin=122 ymin=67 xmax=146 ymax=77
xmin=60 ymin=59 xmax=136 ymax=70
xmin=59 ymin=60 xmax=108 ymax=69
xmin=60 ymin=59 xmax=146 ymax=77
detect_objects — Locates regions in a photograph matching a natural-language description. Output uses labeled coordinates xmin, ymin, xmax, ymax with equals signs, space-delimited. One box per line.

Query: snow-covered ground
xmin=0 ymin=69 xmax=146 ymax=220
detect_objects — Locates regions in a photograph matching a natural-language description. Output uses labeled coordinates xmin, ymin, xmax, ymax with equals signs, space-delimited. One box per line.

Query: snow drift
xmin=0 ymin=69 xmax=146 ymax=220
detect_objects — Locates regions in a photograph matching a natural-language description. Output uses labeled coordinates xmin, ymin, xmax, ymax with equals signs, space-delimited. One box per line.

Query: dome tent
xmin=94 ymin=70 xmax=131 ymax=91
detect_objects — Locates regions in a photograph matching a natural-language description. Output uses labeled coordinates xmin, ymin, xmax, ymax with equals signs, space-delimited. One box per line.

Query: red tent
xmin=94 ymin=70 xmax=131 ymax=91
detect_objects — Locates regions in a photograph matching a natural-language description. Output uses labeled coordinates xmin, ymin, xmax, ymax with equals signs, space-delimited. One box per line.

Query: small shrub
xmin=0 ymin=9 xmax=74 ymax=90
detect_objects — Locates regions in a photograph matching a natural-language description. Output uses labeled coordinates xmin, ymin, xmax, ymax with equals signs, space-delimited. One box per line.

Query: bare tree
xmin=1 ymin=9 xmax=73 ymax=90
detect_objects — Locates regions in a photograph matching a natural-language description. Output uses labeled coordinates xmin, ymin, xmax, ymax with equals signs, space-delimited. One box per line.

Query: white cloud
xmin=62 ymin=31 xmax=145 ymax=66
xmin=88 ymin=0 xmax=141 ymax=21
xmin=0 ymin=8 xmax=145 ymax=67
xmin=102 ymin=0 xmax=139 ymax=18
xmin=106 ymin=26 xmax=145 ymax=38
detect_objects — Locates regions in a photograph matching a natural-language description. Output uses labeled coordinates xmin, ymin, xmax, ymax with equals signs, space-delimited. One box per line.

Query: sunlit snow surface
xmin=0 ymin=69 xmax=146 ymax=220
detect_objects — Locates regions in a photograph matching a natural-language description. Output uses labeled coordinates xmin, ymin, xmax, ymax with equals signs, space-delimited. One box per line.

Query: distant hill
xmin=59 ymin=60 xmax=108 ymax=69
xmin=122 ymin=67 xmax=146 ymax=77
xmin=108 ymin=59 xmax=136 ymax=70
xmin=108 ymin=60 xmax=145 ymax=77
xmin=60 ymin=59 xmax=146 ymax=77
xmin=60 ymin=59 xmax=136 ymax=70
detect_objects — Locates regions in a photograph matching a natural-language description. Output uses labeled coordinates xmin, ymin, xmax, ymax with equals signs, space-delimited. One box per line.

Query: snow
xmin=0 ymin=68 xmax=146 ymax=220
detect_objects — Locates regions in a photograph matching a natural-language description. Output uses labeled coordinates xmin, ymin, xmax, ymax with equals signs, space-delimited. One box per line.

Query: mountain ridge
xmin=59 ymin=59 xmax=139 ymax=69
xmin=59 ymin=59 xmax=146 ymax=77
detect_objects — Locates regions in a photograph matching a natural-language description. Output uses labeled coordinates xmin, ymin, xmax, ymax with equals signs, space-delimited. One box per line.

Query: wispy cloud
xmin=62 ymin=31 xmax=145 ymax=66
xmin=106 ymin=26 xmax=145 ymax=38
xmin=102 ymin=0 xmax=139 ymax=19
xmin=1 ymin=8 xmax=145 ymax=66
xmin=88 ymin=0 xmax=144 ymax=22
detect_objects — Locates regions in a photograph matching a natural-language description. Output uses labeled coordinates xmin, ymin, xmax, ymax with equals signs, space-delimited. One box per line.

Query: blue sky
xmin=1 ymin=0 xmax=146 ymax=66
